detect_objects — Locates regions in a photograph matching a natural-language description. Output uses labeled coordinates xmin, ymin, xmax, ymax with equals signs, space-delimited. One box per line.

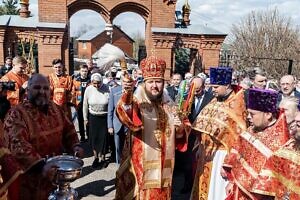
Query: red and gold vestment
xmin=0 ymin=71 xmax=29 ymax=106
xmin=115 ymin=85 xmax=189 ymax=200
xmin=0 ymin=121 xmax=23 ymax=200
xmin=252 ymin=138 xmax=300 ymax=200
xmin=223 ymin=113 xmax=289 ymax=200
xmin=48 ymin=73 xmax=74 ymax=118
xmin=190 ymin=89 xmax=247 ymax=200
xmin=3 ymin=101 xmax=79 ymax=200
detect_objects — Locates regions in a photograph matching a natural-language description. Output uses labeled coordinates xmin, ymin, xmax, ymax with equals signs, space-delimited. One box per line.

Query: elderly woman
xmin=83 ymin=73 xmax=110 ymax=168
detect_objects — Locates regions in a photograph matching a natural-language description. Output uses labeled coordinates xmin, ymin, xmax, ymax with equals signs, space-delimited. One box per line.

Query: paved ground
xmin=71 ymin=142 xmax=117 ymax=200
xmin=70 ymin=143 xmax=190 ymax=200
xmin=70 ymin=108 xmax=191 ymax=200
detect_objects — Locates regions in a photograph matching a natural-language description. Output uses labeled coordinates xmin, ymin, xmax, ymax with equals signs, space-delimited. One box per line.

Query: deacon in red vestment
xmin=48 ymin=58 xmax=75 ymax=119
xmin=223 ymin=88 xmax=289 ymax=200
xmin=115 ymin=56 xmax=190 ymax=200
xmin=0 ymin=56 xmax=29 ymax=106
xmin=191 ymin=67 xmax=247 ymax=200
xmin=251 ymin=111 xmax=300 ymax=200
xmin=3 ymin=74 xmax=83 ymax=200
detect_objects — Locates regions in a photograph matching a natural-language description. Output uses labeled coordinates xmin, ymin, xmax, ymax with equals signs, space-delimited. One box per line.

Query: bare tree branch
xmin=229 ymin=8 xmax=300 ymax=79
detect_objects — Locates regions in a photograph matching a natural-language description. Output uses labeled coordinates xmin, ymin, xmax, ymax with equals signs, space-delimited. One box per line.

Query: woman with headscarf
xmin=83 ymin=73 xmax=110 ymax=168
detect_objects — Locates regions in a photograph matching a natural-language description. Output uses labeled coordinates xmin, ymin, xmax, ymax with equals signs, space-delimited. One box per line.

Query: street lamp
xmin=105 ymin=23 xmax=113 ymax=44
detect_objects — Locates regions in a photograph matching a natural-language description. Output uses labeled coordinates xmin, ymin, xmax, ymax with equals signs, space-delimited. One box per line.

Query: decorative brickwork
xmin=0 ymin=0 xmax=225 ymax=79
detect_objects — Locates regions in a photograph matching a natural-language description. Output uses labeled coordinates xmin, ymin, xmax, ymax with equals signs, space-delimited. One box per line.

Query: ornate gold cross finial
xmin=183 ymin=0 xmax=191 ymax=11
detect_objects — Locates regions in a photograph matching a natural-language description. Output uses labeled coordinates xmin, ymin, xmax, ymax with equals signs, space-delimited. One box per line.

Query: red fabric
xmin=0 ymin=71 xmax=29 ymax=106
xmin=252 ymin=139 xmax=300 ymax=200
xmin=7 ymin=178 xmax=20 ymax=200
xmin=115 ymin=87 xmax=188 ymax=199
xmin=3 ymin=101 xmax=79 ymax=200
xmin=223 ymin=113 xmax=289 ymax=199
xmin=140 ymin=55 xmax=166 ymax=80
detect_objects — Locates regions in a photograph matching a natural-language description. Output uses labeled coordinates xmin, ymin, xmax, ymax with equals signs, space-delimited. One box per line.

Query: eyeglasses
xmin=290 ymin=121 xmax=300 ymax=130
xmin=296 ymin=121 xmax=300 ymax=128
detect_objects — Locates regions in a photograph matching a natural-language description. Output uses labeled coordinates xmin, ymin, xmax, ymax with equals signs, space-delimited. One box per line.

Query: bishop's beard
xmin=144 ymin=88 xmax=163 ymax=103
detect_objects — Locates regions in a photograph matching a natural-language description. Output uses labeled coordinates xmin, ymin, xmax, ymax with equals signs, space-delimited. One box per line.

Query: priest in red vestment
xmin=115 ymin=55 xmax=189 ymax=200
xmin=251 ymin=110 xmax=300 ymax=200
xmin=223 ymin=88 xmax=289 ymax=200
xmin=48 ymin=58 xmax=75 ymax=119
xmin=3 ymin=74 xmax=83 ymax=200
xmin=190 ymin=67 xmax=247 ymax=200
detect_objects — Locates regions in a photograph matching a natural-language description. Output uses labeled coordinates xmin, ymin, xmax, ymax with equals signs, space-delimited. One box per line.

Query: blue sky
xmin=3 ymin=0 xmax=300 ymax=38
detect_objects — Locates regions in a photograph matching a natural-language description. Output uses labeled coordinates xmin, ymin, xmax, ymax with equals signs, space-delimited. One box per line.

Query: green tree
xmin=175 ymin=48 xmax=190 ymax=76
xmin=0 ymin=0 xmax=19 ymax=15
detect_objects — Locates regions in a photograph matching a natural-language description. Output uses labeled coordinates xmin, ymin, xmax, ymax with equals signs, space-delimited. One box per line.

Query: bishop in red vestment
xmin=115 ymin=56 xmax=189 ymax=200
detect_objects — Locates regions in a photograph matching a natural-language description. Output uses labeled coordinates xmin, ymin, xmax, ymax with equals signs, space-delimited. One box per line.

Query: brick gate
xmin=0 ymin=0 xmax=226 ymax=78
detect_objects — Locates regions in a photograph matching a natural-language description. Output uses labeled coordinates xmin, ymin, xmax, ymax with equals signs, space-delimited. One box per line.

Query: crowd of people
xmin=0 ymin=52 xmax=300 ymax=200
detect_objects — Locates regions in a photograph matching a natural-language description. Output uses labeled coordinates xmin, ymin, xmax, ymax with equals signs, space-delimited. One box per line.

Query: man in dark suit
xmin=107 ymin=84 xmax=127 ymax=165
xmin=189 ymin=77 xmax=214 ymax=123
xmin=0 ymin=57 xmax=12 ymax=78
xmin=166 ymin=73 xmax=182 ymax=101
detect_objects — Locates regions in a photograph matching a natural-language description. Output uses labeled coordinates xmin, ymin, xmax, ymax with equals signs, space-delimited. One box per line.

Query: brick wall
xmin=112 ymin=28 xmax=133 ymax=57
xmin=154 ymin=48 xmax=173 ymax=80
xmin=78 ymin=42 xmax=93 ymax=59
xmin=151 ymin=1 xmax=175 ymax=28
xmin=0 ymin=0 xmax=223 ymax=79
xmin=38 ymin=43 xmax=63 ymax=75
xmin=39 ymin=0 xmax=67 ymax=23
xmin=201 ymin=49 xmax=222 ymax=73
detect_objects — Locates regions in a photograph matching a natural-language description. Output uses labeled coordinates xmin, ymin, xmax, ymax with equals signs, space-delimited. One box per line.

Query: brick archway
xmin=110 ymin=2 xmax=149 ymax=21
xmin=36 ymin=0 xmax=176 ymax=75
xmin=68 ymin=1 xmax=151 ymax=52
xmin=0 ymin=0 xmax=226 ymax=78
xmin=67 ymin=0 xmax=110 ymax=23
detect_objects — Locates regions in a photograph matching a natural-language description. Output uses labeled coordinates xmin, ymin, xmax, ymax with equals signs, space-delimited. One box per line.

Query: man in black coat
xmin=166 ymin=73 xmax=182 ymax=101
xmin=189 ymin=77 xmax=214 ymax=123
xmin=0 ymin=57 xmax=12 ymax=78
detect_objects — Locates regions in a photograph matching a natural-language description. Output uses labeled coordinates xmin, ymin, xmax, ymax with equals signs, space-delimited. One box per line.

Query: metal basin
xmin=46 ymin=155 xmax=84 ymax=184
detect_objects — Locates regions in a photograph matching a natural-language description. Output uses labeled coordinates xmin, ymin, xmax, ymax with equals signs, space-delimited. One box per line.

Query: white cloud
xmin=69 ymin=10 xmax=105 ymax=37
xmin=176 ymin=0 xmax=300 ymax=34
xmin=113 ymin=12 xmax=145 ymax=37
xmin=2 ymin=0 xmax=299 ymax=38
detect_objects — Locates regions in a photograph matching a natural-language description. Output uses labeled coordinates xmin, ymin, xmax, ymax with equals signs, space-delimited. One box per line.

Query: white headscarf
xmin=91 ymin=73 xmax=102 ymax=82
